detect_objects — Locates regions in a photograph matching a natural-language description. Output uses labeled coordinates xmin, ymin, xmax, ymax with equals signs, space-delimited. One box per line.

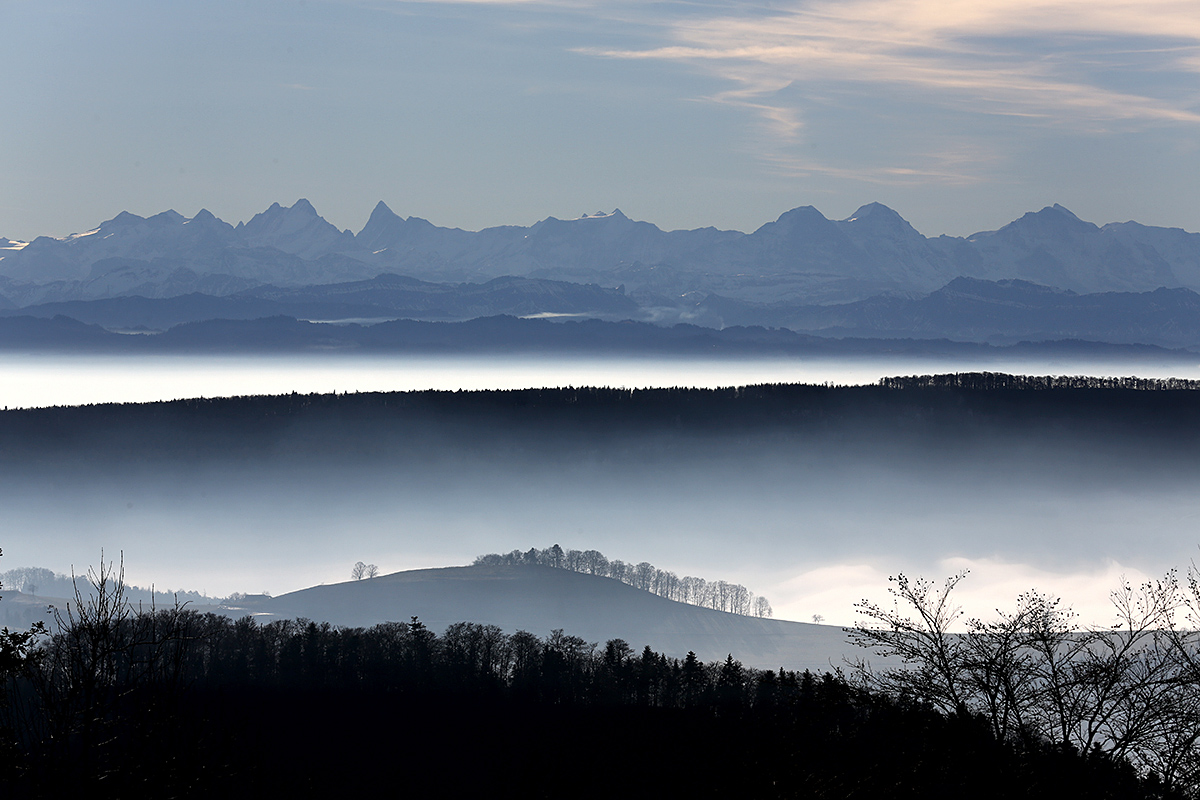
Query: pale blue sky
xmin=3 ymin=0 xmax=1199 ymax=240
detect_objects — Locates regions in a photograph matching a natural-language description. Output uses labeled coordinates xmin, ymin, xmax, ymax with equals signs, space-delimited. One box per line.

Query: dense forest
xmin=474 ymin=545 xmax=772 ymax=617
xmin=4 ymin=374 xmax=1200 ymax=469
xmin=0 ymin=560 xmax=1173 ymax=798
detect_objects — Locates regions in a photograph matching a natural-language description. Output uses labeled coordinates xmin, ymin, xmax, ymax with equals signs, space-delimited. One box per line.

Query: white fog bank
xmin=1 ymin=352 xmax=1199 ymax=409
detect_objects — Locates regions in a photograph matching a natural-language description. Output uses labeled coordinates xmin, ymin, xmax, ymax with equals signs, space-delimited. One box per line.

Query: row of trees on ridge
xmin=474 ymin=545 xmax=772 ymax=618
xmin=879 ymin=373 xmax=1200 ymax=391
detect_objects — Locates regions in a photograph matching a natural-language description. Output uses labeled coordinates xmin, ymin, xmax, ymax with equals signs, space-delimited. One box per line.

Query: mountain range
xmin=699 ymin=277 xmax=1200 ymax=348
xmin=5 ymin=200 xmax=1200 ymax=301
xmin=6 ymin=200 xmax=1200 ymax=347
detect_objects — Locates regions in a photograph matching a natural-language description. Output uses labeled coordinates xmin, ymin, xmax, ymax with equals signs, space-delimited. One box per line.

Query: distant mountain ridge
xmin=5 ymin=200 xmax=1200 ymax=308
xmin=0 ymin=273 xmax=637 ymax=330
xmin=0 ymin=312 xmax=1188 ymax=358
xmin=699 ymin=277 xmax=1200 ymax=348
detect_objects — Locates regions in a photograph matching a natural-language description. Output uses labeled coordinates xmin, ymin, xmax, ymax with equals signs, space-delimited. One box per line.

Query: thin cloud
xmin=759 ymin=155 xmax=989 ymax=185
xmin=578 ymin=0 xmax=1200 ymax=177
xmin=584 ymin=3 xmax=1200 ymax=123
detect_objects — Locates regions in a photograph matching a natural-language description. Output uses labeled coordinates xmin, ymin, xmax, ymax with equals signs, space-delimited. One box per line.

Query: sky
xmin=3 ymin=0 xmax=1200 ymax=241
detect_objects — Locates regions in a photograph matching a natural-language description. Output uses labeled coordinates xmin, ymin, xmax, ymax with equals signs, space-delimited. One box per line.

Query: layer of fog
xmin=2 ymin=352 xmax=1199 ymax=409
xmin=5 ymin=431 xmax=1197 ymax=630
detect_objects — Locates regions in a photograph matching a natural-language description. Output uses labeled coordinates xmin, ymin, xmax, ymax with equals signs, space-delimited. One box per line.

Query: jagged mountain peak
xmin=536 ymin=209 xmax=657 ymax=237
xmin=577 ymin=209 xmax=627 ymax=220
xmin=248 ymin=199 xmax=318 ymax=223
xmin=776 ymin=205 xmax=828 ymax=222
xmin=845 ymin=202 xmax=901 ymax=221
xmin=968 ymin=203 xmax=1098 ymax=243
xmin=841 ymin=202 xmax=920 ymax=236
xmin=7 ymin=200 xmax=1200 ymax=303
xmin=179 ymin=209 xmax=236 ymax=240
xmin=238 ymin=198 xmax=356 ymax=259
xmin=356 ymin=201 xmax=408 ymax=249
xmin=754 ymin=206 xmax=841 ymax=239
xmin=147 ymin=210 xmax=185 ymax=227
xmin=243 ymin=198 xmax=328 ymax=231
xmin=291 ymin=198 xmax=318 ymax=216
xmin=104 ymin=211 xmax=147 ymax=228
xmin=365 ymin=201 xmax=401 ymax=226
xmin=1014 ymin=203 xmax=1094 ymax=230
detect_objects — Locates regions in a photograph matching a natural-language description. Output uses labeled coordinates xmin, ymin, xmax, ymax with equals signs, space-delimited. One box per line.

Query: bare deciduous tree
xmin=752 ymin=596 xmax=773 ymax=618
xmin=849 ymin=569 xmax=1200 ymax=795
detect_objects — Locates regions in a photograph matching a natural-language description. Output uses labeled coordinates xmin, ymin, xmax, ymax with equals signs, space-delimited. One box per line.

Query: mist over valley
xmin=5 ymin=377 xmax=1199 ymax=634
xmin=4 ymin=198 xmax=1198 ymax=668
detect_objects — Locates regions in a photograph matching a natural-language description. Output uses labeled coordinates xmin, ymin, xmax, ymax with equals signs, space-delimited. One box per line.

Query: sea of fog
xmin=4 ymin=350 xmax=1200 ymax=634
xmin=2 ymin=351 xmax=1199 ymax=408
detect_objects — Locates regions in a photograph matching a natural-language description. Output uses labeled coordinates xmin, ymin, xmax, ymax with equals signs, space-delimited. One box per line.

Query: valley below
xmin=4 ymin=375 xmax=1200 ymax=634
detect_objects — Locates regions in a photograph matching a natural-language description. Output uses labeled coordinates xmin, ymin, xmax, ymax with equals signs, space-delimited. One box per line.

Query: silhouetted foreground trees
xmin=0 ymin=560 xmax=1173 ymax=799
xmin=850 ymin=568 xmax=1200 ymax=798
xmin=474 ymin=545 xmax=773 ymax=617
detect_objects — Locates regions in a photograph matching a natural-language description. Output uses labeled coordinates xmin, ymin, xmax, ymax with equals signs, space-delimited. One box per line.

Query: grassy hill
xmin=228 ymin=563 xmax=869 ymax=671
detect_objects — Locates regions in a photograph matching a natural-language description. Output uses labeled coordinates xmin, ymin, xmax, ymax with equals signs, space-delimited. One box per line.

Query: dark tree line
xmin=850 ymin=567 xmax=1200 ymax=798
xmin=0 ymin=557 xmax=1175 ymax=799
xmin=880 ymin=373 xmax=1200 ymax=391
xmin=474 ymin=545 xmax=772 ymax=617
xmin=0 ymin=565 xmax=216 ymax=605
xmin=8 ymin=375 xmax=1200 ymax=470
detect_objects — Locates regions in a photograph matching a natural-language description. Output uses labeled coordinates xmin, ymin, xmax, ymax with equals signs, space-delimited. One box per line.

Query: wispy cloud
xmin=576 ymin=0 xmax=1200 ymax=179
xmin=347 ymin=0 xmax=1200 ymax=184
xmin=757 ymin=143 xmax=1004 ymax=185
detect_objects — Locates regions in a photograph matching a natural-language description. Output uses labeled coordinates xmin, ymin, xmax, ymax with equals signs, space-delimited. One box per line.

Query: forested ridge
xmin=4 ymin=374 xmax=1200 ymax=466
xmin=881 ymin=373 xmax=1200 ymax=390
xmin=0 ymin=561 xmax=1169 ymax=798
